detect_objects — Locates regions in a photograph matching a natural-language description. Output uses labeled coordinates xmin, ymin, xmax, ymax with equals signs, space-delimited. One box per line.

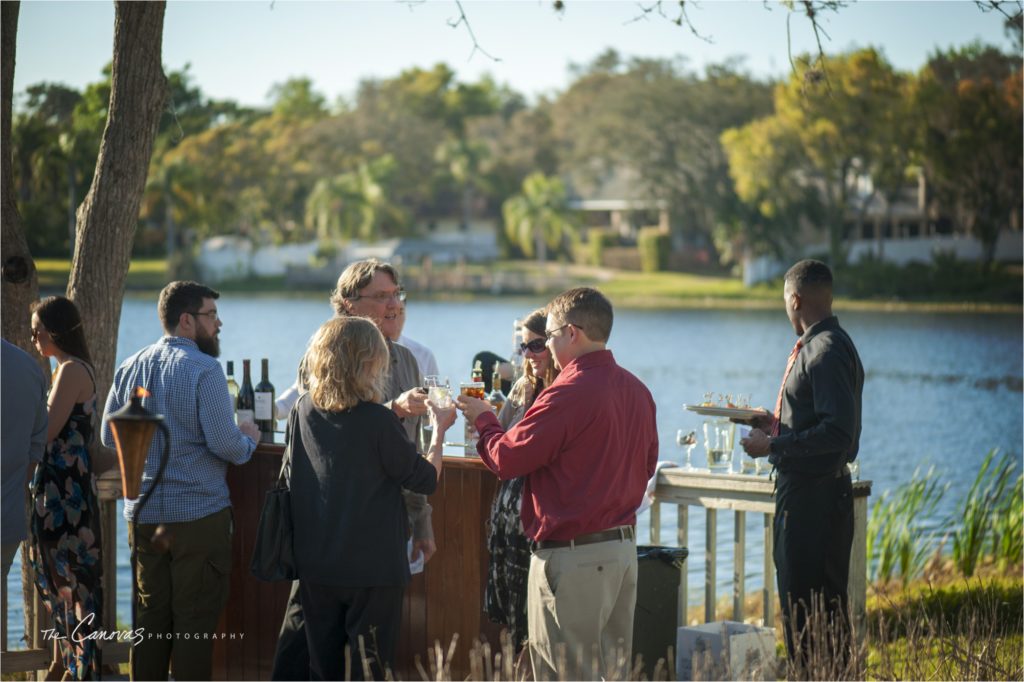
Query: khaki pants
xmin=527 ymin=536 xmax=637 ymax=680
xmin=129 ymin=507 xmax=232 ymax=681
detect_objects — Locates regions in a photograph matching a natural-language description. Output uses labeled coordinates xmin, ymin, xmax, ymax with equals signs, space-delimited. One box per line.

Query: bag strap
xmin=277 ymin=440 xmax=292 ymax=489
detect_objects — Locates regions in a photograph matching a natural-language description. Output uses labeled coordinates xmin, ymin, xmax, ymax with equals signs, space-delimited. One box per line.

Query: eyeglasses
xmin=188 ymin=310 xmax=220 ymax=322
xmin=349 ymin=289 xmax=407 ymax=304
xmin=543 ymin=324 xmax=576 ymax=341
xmin=519 ymin=338 xmax=547 ymax=354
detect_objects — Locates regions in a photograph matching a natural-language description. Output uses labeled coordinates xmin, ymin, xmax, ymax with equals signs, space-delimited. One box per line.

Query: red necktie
xmin=771 ymin=339 xmax=803 ymax=437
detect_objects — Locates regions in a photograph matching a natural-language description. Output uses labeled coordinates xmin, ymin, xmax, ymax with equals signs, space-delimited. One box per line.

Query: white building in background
xmin=195 ymin=230 xmax=500 ymax=285
xmin=742 ymin=171 xmax=1023 ymax=286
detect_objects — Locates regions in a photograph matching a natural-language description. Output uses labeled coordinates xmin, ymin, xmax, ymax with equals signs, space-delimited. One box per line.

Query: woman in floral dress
xmin=485 ymin=308 xmax=560 ymax=652
xmin=29 ymin=296 xmax=103 ymax=681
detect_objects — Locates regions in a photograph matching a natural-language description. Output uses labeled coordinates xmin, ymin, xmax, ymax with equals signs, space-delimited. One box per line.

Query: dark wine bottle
xmin=237 ymin=358 xmax=255 ymax=429
xmin=254 ymin=358 xmax=276 ymax=443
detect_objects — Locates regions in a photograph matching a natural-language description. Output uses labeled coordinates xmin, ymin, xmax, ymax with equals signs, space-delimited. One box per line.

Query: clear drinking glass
xmin=426 ymin=376 xmax=452 ymax=409
xmin=703 ymin=418 xmax=735 ymax=473
xmin=676 ymin=429 xmax=697 ymax=470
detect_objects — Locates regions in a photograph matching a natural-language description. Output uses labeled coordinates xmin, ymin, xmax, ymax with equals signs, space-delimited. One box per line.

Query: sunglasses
xmin=519 ymin=338 xmax=547 ymax=354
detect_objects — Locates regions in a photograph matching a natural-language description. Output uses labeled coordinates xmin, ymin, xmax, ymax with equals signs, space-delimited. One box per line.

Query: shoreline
xmin=34 ymin=258 xmax=1023 ymax=315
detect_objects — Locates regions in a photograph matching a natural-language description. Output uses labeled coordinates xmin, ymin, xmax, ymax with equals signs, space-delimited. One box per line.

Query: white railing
xmin=649 ymin=468 xmax=871 ymax=630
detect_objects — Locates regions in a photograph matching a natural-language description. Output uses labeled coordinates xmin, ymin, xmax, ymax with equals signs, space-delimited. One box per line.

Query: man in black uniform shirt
xmin=740 ymin=259 xmax=864 ymax=670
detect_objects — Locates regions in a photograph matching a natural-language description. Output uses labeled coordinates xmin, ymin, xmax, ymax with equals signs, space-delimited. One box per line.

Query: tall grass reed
xmin=867 ymin=465 xmax=948 ymax=584
xmin=952 ymin=449 xmax=1021 ymax=576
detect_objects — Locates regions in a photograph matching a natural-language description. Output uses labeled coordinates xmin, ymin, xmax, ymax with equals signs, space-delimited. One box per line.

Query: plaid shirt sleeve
xmin=197 ymin=364 xmax=255 ymax=464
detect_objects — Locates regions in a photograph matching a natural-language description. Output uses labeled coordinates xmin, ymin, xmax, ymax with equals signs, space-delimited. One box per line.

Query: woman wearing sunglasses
xmin=484 ymin=308 xmax=560 ymax=653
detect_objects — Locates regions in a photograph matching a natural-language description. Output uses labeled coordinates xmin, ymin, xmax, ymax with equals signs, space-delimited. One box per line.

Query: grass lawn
xmin=36 ymin=258 xmax=168 ymax=292
xmin=32 ymin=258 xmax=1021 ymax=312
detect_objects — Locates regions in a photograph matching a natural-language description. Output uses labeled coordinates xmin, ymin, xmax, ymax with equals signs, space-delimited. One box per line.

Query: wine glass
xmin=677 ymin=429 xmax=697 ymax=470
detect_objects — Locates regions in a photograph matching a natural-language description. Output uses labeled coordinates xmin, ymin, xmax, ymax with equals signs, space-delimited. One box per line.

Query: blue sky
xmin=14 ymin=1 xmax=1016 ymax=107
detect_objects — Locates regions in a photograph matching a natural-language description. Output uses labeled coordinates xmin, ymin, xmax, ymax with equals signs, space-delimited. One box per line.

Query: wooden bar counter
xmin=212 ymin=443 xmax=503 ymax=680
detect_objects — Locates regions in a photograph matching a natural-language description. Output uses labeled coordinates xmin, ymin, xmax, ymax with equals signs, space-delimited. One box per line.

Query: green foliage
xmin=835 ymin=252 xmax=1023 ymax=302
xmin=915 ymin=45 xmax=1022 ymax=264
xmin=867 ymin=466 xmax=949 ymax=584
xmin=867 ymin=576 xmax=1024 ymax=640
xmin=588 ymin=228 xmax=618 ymax=266
xmin=725 ymin=48 xmax=907 ymax=266
xmin=502 ymin=173 xmax=579 ymax=263
xmin=953 ymin=449 xmax=1021 ymax=577
xmin=552 ymin=54 xmax=773 ymax=262
xmin=637 ymin=227 xmax=670 ymax=273
xmin=991 ymin=472 xmax=1023 ymax=570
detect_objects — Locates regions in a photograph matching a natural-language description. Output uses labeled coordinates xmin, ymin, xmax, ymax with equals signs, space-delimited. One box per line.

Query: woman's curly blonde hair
xmin=302 ymin=316 xmax=389 ymax=412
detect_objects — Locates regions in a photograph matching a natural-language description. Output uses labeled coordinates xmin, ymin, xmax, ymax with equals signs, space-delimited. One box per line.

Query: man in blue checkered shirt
xmin=102 ymin=281 xmax=259 ymax=681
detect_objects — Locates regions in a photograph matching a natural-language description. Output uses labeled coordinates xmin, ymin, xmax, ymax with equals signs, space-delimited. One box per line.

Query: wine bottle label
xmin=255 ymin=393 xmax=273 ymax=420
xmin=237 ymin=409 xmax=255 ymax=425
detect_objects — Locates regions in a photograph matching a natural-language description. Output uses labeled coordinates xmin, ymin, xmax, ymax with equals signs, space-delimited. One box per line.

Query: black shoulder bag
xmin=250 ymin=442 xmax=297 ymax=581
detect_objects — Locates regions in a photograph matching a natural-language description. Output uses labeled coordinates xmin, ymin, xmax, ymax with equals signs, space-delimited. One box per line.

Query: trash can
xmin=633 ymin=545 xmax=688 ymax=679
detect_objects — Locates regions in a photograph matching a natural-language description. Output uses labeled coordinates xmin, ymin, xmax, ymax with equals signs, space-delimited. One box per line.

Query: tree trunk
xmin=1 ymin=0 xmax=50 ymax=651
xmin=1 ymin=0 xmax=41 ymax=355
xmin=66 ymin=1 xmax=168 ymax=408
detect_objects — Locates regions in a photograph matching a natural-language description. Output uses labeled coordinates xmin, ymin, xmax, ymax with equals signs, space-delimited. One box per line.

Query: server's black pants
xmin=773 ymin=469 xmax=854 ymax=670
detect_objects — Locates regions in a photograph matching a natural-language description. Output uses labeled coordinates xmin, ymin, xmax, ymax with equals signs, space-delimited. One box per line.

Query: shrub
xmin=588 ymin=228 xmax=618 ymax=266
xmin=637 ymin=227 xmax=670 ymax=273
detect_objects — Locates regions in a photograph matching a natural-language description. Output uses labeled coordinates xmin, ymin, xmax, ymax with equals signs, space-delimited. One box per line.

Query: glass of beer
xmin=460 ymin=381 xmax=486 ymax=457
xmin=460 ymin=381 xmax=486 ymax=401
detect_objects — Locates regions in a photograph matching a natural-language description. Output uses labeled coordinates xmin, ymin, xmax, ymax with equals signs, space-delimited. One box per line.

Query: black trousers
xmin=270 ymin=581 xmax=308 ymax=680
xmin=272 ymin=580 xmax=404 ymax=681
xmin=773 ymin=469 xmax=854 ymax=666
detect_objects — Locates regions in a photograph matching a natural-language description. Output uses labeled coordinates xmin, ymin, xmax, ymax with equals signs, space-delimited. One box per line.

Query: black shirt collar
xmin=800 ymin=315 xmax=840 ymax=345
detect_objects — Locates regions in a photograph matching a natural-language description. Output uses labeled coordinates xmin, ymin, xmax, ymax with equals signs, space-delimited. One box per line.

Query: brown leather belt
xmin=531 ymin=526 xmax=634 ymax=551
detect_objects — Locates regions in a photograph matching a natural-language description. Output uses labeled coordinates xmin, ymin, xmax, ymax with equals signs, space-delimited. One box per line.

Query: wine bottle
xmin=237 ymin=359 xmax=255 ymax=429
xmin=254 ymin=358 xmax=276 ymax=443
xmin=225 ymin=361 xmax=239 ymax=407
xmin=487 ymin=364 xmax=506 ymax=415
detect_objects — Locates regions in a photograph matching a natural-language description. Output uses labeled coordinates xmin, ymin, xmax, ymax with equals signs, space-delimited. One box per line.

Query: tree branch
xmin=447 ymin=0 xmax=501 ymax=62
xmin=626 ymin=1 xmax=713 ymax=43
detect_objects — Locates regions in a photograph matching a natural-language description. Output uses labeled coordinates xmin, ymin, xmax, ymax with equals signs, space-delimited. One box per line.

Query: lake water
xmin=7 ymin=295 xmax=1022 ymax=645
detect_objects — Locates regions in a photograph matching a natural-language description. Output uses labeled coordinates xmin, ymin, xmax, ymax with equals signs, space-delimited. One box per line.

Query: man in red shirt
xmin=458 ymin=287 xmax=658 ymax=680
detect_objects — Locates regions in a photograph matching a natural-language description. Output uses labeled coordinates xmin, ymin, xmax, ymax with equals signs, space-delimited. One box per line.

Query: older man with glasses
xmin=270 ymin=258 xmax=437 ymax=680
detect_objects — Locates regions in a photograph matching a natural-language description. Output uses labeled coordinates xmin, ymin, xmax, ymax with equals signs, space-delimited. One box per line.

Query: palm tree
xmin=304 ymin=155 xmax=404 ymax=243
xmin=502 ymin=172 xmax=577 ymax=263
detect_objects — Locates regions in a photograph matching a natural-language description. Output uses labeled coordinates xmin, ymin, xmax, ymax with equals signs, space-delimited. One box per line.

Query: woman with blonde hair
xmin=288 ymin=316 xmax=455 ymax=680
xmin=485 ymin=308 xmax=560 ymax=652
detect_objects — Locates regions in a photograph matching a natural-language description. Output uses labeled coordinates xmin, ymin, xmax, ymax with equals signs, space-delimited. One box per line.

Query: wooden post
xmin=849 ymin=492 xmax=869 ymax=641
xmin=733 ymin=511 xmax=745 ymax=622
xmin=677 ymin=505 xmax=688 ymax=627
xmin=763 ymin=513 xmax=774 ymax=627
xmin=705 ymin=508 xmax=717 ymax=623
xmin=650 ymin=501 xmax=661 ymax=545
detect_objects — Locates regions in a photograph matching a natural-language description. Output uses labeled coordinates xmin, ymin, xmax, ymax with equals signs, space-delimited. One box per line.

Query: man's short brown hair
xmin=547 ymin=287 xmax=613 ymax=342
xmin=158 ymin=280 xmax=220 ymax=333
xmin=329 ymin=259 xmax=401 ymax=316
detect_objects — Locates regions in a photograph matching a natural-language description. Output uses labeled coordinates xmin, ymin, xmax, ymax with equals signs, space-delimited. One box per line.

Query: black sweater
xmin=289 ymin=394 xmax=437 ymax=586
